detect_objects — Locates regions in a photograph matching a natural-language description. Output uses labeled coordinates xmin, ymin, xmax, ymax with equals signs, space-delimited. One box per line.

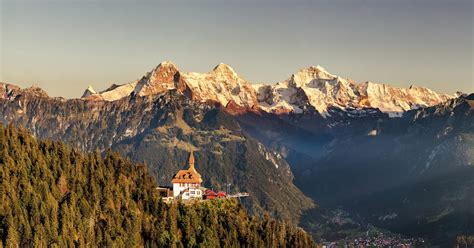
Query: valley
xmin=0 ymin=63 xmax=472 ymax=246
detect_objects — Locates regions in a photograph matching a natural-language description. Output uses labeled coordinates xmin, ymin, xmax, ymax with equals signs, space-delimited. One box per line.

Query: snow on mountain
xmin=100 ymin=82 xmax=137 ymax=101
xmin=255 ymin=66 xmax=359 ymax=117
xmin=82 ymin=61 xmax=456 ymax=117
xmin=81 ymin=85 xmax=97 ymax=98
xmin=133 ymin=61 xmax=182 ymax=97
xmin=181 ymin=63 xmax=258 ymax=108
xmin=81 ymin=61 xmax=179 ymax=101
xmin=355 ymin=82 xmax=455 ymax=117
xmin=254 ymin=65 xmax=455 ymax=117
xmin=83 ymin=61 xmax=258 ymax=110
xmin=81 ymin=81 xmax=137 ymax=101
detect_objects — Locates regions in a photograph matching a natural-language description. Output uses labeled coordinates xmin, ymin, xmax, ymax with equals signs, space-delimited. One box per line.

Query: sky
xmin=0 ymin=0 xmax=472 ymax=98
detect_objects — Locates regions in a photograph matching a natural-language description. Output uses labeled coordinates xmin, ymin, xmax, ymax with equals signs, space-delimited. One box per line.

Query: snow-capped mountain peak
xmin=208 ymin=63 xmax=242 ymax=86
xmin=212 ymin=63 xmax=238 ymax=77
xmin=133 ymin=61 xmax=181 ymax=96
xmin=291 ymin=65 xmax=337 ymax=84
xmin=256 ymin=65 xmax=456 ymax=117
xmin=150 ymin=61 xmax=179 ymax=77
xmin=157 ymin=60 xmax=177 ymax=68
xmin=82 ymin=85 xmax=97 ymax=98
xmin=81 ymin=61 xmax=456 ymax=117
xmin=182 ymin=63 xmax=257 ymax=109
xmin=255 ymin=65 xmax=357 ymax=116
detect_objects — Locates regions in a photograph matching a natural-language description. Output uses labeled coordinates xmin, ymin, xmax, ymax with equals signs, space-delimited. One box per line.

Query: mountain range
xmin=0 ymin=80 xmax=314 ymax=223
xmin=1 ymin=61 xmax=472 ymax=246
xmin=81 ymin=61 xmax=457 ymax=117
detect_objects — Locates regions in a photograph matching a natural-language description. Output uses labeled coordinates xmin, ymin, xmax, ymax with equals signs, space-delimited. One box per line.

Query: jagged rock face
xmin=81 ymin=85 xmax=97 ymax=98
xmin=181 ymin=63 xmax=259 ymax=109
xmin=83 ymin=62 xmax=259 ymax=112
xmin=81 ymin=62 xmax=455 ymax=118
xmin=293 ymin=95 xmax=474 ymax=244
xmin=133 ymin=61 xmax=187 ymax=97
xmin=1 ymin=83 xmax=22 ymax=100
xmin=0 ymin=89 xmax=314 ymax=222
xmin=254 ymin=66 xmax=455 ymax=117
xmin=296 ymin=95 xmax=474 ymax=198
xmin=231 ymin=94 xmax=473 ymax=245
xmin=1 ymin=83 xmax=49 ymax=100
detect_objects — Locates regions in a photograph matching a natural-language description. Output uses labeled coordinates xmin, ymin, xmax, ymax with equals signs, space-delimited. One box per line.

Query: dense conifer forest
xmin=0 ymin=124 xmax=316 ymax=247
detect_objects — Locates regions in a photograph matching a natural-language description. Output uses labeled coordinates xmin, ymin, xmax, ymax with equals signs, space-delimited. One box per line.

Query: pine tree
xmin=0 ymin=125 xmax=317 ymax=247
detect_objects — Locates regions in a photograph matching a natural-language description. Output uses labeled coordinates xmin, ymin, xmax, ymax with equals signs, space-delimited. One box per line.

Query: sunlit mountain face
xmin=1 ymin=63 xmax=472 ymax=246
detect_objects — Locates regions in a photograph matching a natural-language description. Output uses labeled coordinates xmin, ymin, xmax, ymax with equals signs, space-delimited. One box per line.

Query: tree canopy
xmin=0 ymin=124 xmax=316 ymax=247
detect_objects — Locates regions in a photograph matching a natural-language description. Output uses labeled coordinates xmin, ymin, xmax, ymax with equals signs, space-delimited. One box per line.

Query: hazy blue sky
xmin=1 ymin=0 xmax=472 ymax=98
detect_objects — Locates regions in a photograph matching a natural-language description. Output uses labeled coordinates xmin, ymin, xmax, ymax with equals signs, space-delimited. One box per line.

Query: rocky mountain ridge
xmin=78 ymin=61 xmax=456 ymax=117
xmin=0 ymin=84 xmax=314 ymax=222
xmin=294 ymin=94 xmax=474 ymax=245
xmin=0 ymin=65 xmax=470 ymax=245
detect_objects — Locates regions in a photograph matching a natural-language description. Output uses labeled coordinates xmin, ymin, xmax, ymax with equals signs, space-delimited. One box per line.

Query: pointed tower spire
xmin=188 ymin=149 xmax=195 ymax=171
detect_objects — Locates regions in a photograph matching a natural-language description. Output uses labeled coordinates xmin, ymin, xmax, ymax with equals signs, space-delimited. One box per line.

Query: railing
xmin=226 ymin=192 xmax=249 ymax=198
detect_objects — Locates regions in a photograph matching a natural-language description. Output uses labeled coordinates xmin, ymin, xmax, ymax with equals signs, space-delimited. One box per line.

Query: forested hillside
xmin=0 ymin=124 xmax=316 ymax=247
xmin=0 ymin=86 xmax=314 ymax=223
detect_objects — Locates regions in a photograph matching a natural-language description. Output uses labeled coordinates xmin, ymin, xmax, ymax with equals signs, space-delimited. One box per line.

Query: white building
xmin=171 ymin=150 xmax=203 ymax=199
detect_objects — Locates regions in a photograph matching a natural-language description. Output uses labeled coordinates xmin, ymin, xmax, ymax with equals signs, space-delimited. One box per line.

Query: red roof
xmin=171 ymin=151 xmax=202 ymax=184
xmin=204 ymin=189 xmax=217 ymax=196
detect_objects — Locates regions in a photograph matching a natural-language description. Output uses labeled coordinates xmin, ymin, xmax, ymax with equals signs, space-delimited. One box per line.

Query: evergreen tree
xmin=0 ymin=124 xmax=317 ymax=247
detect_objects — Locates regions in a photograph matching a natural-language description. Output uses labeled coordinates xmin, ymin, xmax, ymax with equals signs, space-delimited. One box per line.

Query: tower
xmin=188 ymin=149 xmax=196 ymax=172
xmin=171 ymin=150 xmax=203 ymax=199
